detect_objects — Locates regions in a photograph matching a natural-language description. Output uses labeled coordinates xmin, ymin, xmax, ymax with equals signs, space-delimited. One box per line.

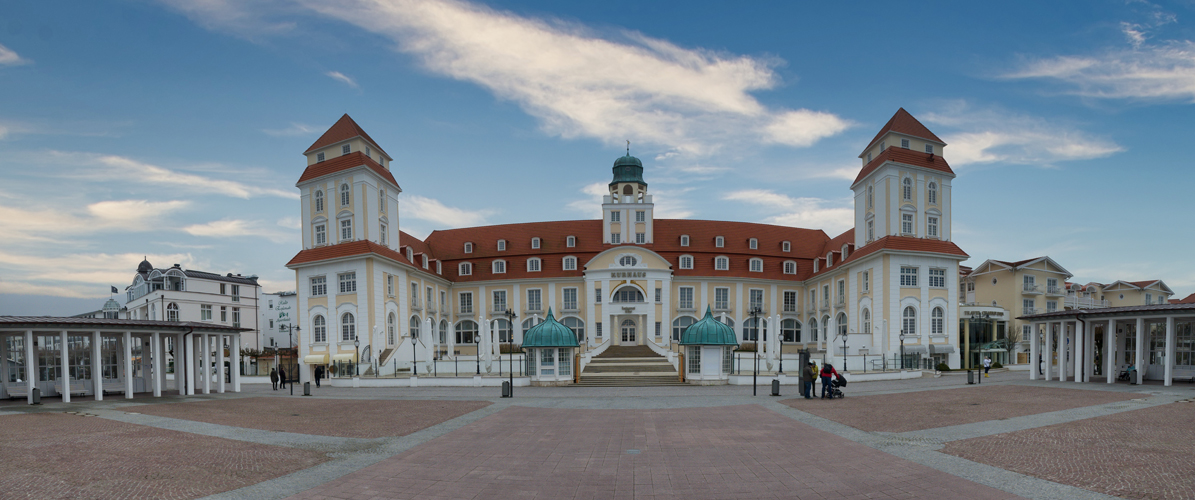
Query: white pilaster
xmin=1165 ymin=316 xmax=1176 ymax=386
xmin=25 ymin=330 xmax=36 ymax=405
xmin=93 ymin=331 xmax=103 ymax=401
xmin=123 ymin=331 xmax=134 ymax=399
xmin=185 ymin=334 xmax=195 ymax=395
xmin=217 ymin=335 xmax=226 ymax=394
xmin=1106 ymin=319 xmax=1115 ymax=384
xmin=152 ymin=332 xmax=161 ymax=397
xmin=1029 ymin=323 xmax=1038 ymax=381
xmin=202 ymin=333 xmax=211 ymax=394
xmin=59 ymin=330 xmax=70 ymax=403
xmin=232 ymin=334 xmax=242 ymax=392
xmin=1074 ymin=320 xmax=1083 ymax=383
xmin=178 ymin=333 xmax=187 ymax=395
xmin=1135 ymin=317 xmax=1145 ymax=385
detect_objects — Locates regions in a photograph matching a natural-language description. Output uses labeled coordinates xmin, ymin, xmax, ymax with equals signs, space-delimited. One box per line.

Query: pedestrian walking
xmin=279 ymin=368 xmax=289 ymax=389
xmin=270 ymin=368 xmax=279 ymax=390
xmin=314 ymin=366 xmax=323 ymax=388
xmin=809 ymin=360 xmax=818 ymax=398
xmin=983 ymin=356 xmax=992 ymax=378
xmin=803 ymin=361 xmax=816 ymax=399
xmin=820 ymin=363 xmax=839 ymax=399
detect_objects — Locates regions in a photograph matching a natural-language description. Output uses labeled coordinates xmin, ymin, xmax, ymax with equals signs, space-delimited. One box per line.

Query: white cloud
xmin=155 ymin=0 xmax=296 ymax=39
xmin=0 ymin=200 xmax=191 ymax=243
xmin=403 ymin=195 xmax=493 ymax=227
xmin=0 ymin=43 xmax=27 ymax=66
xmin=263 ymin=122 xmax=318 ymax=136
xmin=723 ymin=189 xmax=854 ymax=235
xmin=0 ymin=251 xmax=208 ymax=299
xmin=921 ymin=102 xmax=1123 ymax=166
xmin=183 ymin=219 xmax=294 ymax=243
xmin=49 ymin=152 xmax=297 ymax=199
xmin=805 ymin=165 xmax=859 ymax=181
xmin=277 ymin=216 xmax=302 ymax=229
xmin=325 ymin=71 xmax=359 ymax=88
xmin=565 ymin=182 xmax=608 ymax=217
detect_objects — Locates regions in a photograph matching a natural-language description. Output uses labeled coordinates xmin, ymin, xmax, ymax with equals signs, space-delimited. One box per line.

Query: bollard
xmin=771 ymin=379 xmax=781 ymax=397
xmin=31 ymin=387 xmax=41 ymax=405
xmin=501 ymin=380 xmax=511 ymax=398
xmin=967 ymin=370 xmax=975 ymax=385
xmin=303 ymin=382 xmax=312 ymax=396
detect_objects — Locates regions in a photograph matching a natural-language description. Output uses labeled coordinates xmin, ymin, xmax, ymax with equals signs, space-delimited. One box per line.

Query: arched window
xmin=522 ymin=317 xmax=541 ymax=332
xmin=862 ymin=309 xmax=871 ymax=335
xmin=562 ymin=256 xmax=577 ymax=271
xmin=715 ymin=236 xmax=725 ymax=247
xmin=715 ymin=256 xmax=729 ymax=270
xmin=718 ymin=316 xmax=735 ymax=328
xmin=928 ymin=182 xmax=938 ymax=204
xmin=783 ymin=261 xmax=797 ymax=274
xmin=527 ymin=258 xmax=541 ymax=272
xmin=492 ymin=260 xmax=506 ymax=274
xmin=566 ymin=236 xmax=576 ymax=247
xmin=531 ymin=237 xmax=540 ymax=249
xmin=903 ymin=306 xmax=917 ymax=335
xmin=459 ymin=262 xmax=472 ymax=276
xmin=494 ymin=318 xmax=512 ymax=343
xmin=782 ymin=241 xmax=791 ymax=252
xmin=902 ymin=177 xmax=913 ymax=201
xmin=744 ymin=317 xmax=761 ymax=341
xmin=619 ymin=255 xmax=638 ymax=266
xmin=563 ymin=317 xmax=585 ymax=342
xmin=809 ymin=318 xmax=819 ymax=342
xmin=837 ymin=312 xmax=847 ymax=338
xmin=340 ymin=183 xmax=350 ymax=207
xmin=932 ymin=307 xmax=944 ymax=335
xmin=782 ymin=319 xmax=800 ymax=342
xmin=387 ymin=313 xmax=396 ymax=344
xmin=341 ymin=312 xmax=356 ymax=341
xmin=750 ymin=258 xmax=763 ymax=272
xmin=672 ymin=316 xmax=697 ymax=341
xmin=455 ymin=320 xmax=477 ymax=344
xmin=315 ymin=190 xmax=324 ymax=212
xmin=166 ymin=302 xmax=178 ymax=322
xmin=612 ymin=287 xmax=645 ymax=303
xmin=679 ymin=255 xmax=693 ymax=269
xmin=497 ymin=239 xmax=506 ymax=251
xmin=680 ymin=235 xmax=690 ymax=246
xmin=464 ymin=242 xmax=473 ymax=253
xmin=313 ymin=315 xmax=327 ymax=343
xmin=439 ymin=320 xmax=448 ymax=344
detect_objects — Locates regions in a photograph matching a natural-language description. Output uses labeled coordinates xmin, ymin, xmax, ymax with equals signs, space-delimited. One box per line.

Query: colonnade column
xmin=0 ymin=334 xmax=9 ymax=396
xmin=1134 ymin=317 xmax=1145 ymax=385
xmin=201 ymin=333 xmax=211 ymax=394
xmin=123 ymin=331 xmax=134 ymax=399
xmin=186 ymin=334 xmax=195 ymax=395
xmin=217 ymin=335 xmax=226 ymax=394
xmin=25 ymin=330 xmax=36 ymax=404
xmin=232 ymin=334 xmax=241 ymax=392
xmin=59 ymin=330 xmax=70 ymax=403
xmin=92 ymin=331 xmax=103 ymax=401
xmin=152 ymin=332 xmax=162 ymax=397
xmin=1165 ymin=317 xmax=1176 ymax=386
xmin=1029 ymin=322 xmax=1039 ymax=381
xmin=1106 ymin=319 xmax=1115 ymax=384
xmin=1074 ymin=320 xmax=1084 ymax=383
xmin=177 ymin=333 xmax=186 ymax=395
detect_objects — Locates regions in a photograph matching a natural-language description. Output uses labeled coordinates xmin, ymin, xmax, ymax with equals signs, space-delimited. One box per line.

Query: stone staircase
xmin=576 ymin=345 xmax=686 ymax=387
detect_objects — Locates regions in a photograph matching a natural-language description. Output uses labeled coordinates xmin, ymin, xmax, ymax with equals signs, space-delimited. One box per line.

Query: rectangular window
xmin=441 ymin=291 xmax=446 ymax=311
xmin=635 ymin=232 xmax=645 ymax=244
xmin=220 ymin=284 xmax=226 ymax=295
xmin=220 ymin=306 xmax=227 ymax=322
xmin=926 ymin=144 xmax=934 ymax=154
xmin=715 ymin=288 xmax=730 ymax=310
xmin=459 ymin=292 xmax=473 ymax=314
xmin=927 ymin=216 xmax=938 ymax=237
xmin=680 ymin=256 xmax=693 ymax=269
xmin=595 ymin=287 xmax=601 ymax=303
xmin=867 ymin=220 xmax=874 ymax=241
xmin=493 ymin=290 xmax=507 ymax=312
xmin=596 ymin=322 xmax=602 ymax=338
xmin=655 ymin=288 xmax=662 ymax=303
xmin=338 ymin=272 xmax=356 ymax=293
xmin=311 ymin=276 xmax=327 ymax=296
xmin=230 ymin=285 xmax=239 ymax=301
xmin=863 ymin=271 xmax=870 ymax=292
xmin=900 ymin=267 xmax=918 ymax=287
xmin=823 ymin=285 xmax=829 ymax=304
xmin=493 ymin=261 xmax=506 ymax=274
xmin=232 ymin=308 xmax=240 ymax=328
xmin=527 ymin=289 xmax=542 ymax=311
xmin=901 ymin=213 xmax=914 ymax=234
xmin=610 ymin=233 xmax=621 ymax=244
xmin=750 ymin=289 xmax=764 ymax=310
xmin=380 ymin=224 xmax=387 ymax=245
xmin=680 ymin=235 xmax=689 ymax=246
xmin=655 ymin=322 xmax=662 ymax=337
xmin=783 ymin=291 xmax=797 ymax=312
xmin=928 ymin=268 xmax=946 ymax=288
xmin=340 ymin=218 xmax=353 ymax=240
xmin=559 ymin=349 xmax=571 ymax=376
xmin=317 ymin=152 xmax=325 ymax=162
xmin=315 ymin=224 xmax=326 ymax=245
xmin=387 ymin=275 xmax=394 ymax=296
xmin=411 ymin=283 xmax=419 ymax=306
xmin=610 ymin=212 xmax=620 ymax=222
xmin=201 ymin=304 xmax=212 ymax=321
xmin=635 ymin=211 xmax=645 ymax=222
xmin=679 ymin=287 xmax=694 ymax=309
xmin=1047 ymin=301 xmax=1057 ymax=312
xmin=563 ymin=288 xmax=578 ymax=310
xmin=901 ymin=138 xmax=910 ymax=149
xmin=342 ymin=144 xmax=350 ymax=155
xmin=688 ymin=346 xmax=701 ymax=374
xmin=528 ymin=259 xmax=541 ymax=272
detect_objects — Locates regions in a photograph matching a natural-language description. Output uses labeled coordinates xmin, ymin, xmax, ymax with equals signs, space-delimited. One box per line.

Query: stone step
xmin=587 ymin=357 xmax=673 ymax=363
xmin=582 ymin=367 xmax=677 ymax=375
xmin=575 ymin=376 xmax=688 ymax=387
xmin=595 ymin=346 xmax=661 ymax=358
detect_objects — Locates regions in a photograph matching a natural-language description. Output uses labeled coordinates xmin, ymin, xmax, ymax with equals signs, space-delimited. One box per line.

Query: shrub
xmin=992 ymin=361 xmax=1003 ymax=369
xmin=737 ymin=342 xmax=758 ymax=352
xmin=936 ymin=362 xmax=951 ymax=372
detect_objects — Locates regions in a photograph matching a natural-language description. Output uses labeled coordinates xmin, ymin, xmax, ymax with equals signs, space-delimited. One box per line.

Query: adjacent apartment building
xmin=123 ymin=259 xmax=263 ymax=350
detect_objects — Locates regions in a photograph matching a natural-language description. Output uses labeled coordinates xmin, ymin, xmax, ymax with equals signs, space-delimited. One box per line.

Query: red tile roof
xmin=286 ymin=239 xmax=417 ymax=268
xmin=296 ymin=151 xmax=399 ymax=189
xmin=851 ymin=146 xmax=954 ymax=186
xmin=1175 ymin=293 xmax=1195 ymax=304
xmin=1126 ymin=280 xmax=1161 ymax=289
xmin=990 ymin=257 xmax=1043 ymax=269
xmin=305 ymin=114 xmax=389 ymax=158
xmin=863 ymin=108 xmax=944 ymax=154
xmin=813 ymin=236 xmax=968 ymax=278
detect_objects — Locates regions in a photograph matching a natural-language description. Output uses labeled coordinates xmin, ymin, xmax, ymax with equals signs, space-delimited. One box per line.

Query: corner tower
xmin=602 ymin=153 xmax=654 ymax=245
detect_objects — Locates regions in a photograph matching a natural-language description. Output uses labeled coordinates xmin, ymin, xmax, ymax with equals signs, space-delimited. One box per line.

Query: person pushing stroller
xmin=820 ymin=363 xmax=841 ymax=399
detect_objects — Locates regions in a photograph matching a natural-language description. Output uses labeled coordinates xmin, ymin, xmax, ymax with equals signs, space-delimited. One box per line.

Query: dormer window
xmin=459 ymin=262 xmax=472 ymax=276
xmin=714 ymin=256 xmax=729 ymax=271
xmin=406 ymin=247 xmax=413 ymax=262
xmin=867 ymin=152 xmax=872 ymax=162
xmin=531 ymin=237 xmax=540 ymax=249
xmin=492 ymin=260 xmax=506 ymax=274
xmin=563 ymin=256 xmax=577 ymax=270
xmin=901 ymin=139 xmax=910 ymax=149
xmin=497 ymin=239 xmax=506 ymax=251
xmin=341 ymin=144 xmax=350 ymax=155
xmin=527 ymin=258 xmax=541 ymax=272
xmin=749 ymin=258 xmax=763 ymax=272
xmin=783 ymin=261 xmax=797 ymax=274
xmin=826 ymin=252 xmax=833 ymax=266
xmin=782 ymin=241 xmax=791 ymax=252
xmin=749 ymin=238 xmax=758 ymax=250
xmin=715 ymin=236 xmax=724 ymax=248
xmin=464 ymin=242 xmax=473 ymax=253
xmin=679 ymin=255 xmax=693 ymax=269
xmin=422 ymin=255 xmax=428 ymax=269
xmin=925 ymin=144 xmax=934 ymax=154
xmin=566 ymin=236 xmax=575 ymax=247
xmin=680 ymin=235 xmax=689 ymax=247
xmin=317 ymin=152 xmax=325 ymax=162
xmin=813 ymin=260 xmax=819 ymax=272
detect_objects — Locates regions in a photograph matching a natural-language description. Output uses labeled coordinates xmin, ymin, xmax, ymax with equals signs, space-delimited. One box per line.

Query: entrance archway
xmin=620 ymin=319 xmax=637 ymax=345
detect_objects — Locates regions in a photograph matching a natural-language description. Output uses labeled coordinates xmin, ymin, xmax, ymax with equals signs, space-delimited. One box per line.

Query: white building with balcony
xmin=123 ymin=259 xmax=263 ymax=350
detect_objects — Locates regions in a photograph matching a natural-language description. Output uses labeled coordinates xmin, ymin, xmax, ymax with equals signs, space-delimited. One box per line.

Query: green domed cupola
xmin=679 ymin=306 xmax=740 ymax=346
xmin=610 ymin=154 xmax=646 ymax=186
xmin=521 ymin=309 xmax=579 ymax=348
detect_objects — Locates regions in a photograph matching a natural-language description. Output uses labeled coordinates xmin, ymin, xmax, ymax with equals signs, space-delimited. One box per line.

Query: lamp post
xmin=778 ymin=321 xmax=784 ymax=375
xmin=354 ymin=338 xmax=360 ymax=377
xmin=750 ymin=306 xmax=762 ymax=396
xmin=505 ymin=308 xmax=517 ymax=398
xmin=899 ymin=329 xmax=905 ymax=370
xmin=278 ymin=324 xmax=300 ymax=395
xmin=475 ymin=324 xmax=481 ymax=375
xmin=411 ymin=326 xmax=418 ymax=377
xmin=841 ymin=332 xmax=848 ymax=373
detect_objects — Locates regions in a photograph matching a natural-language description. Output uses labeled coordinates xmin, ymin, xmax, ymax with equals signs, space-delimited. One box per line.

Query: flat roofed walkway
xmin=285 ymin=404 xmax=1020 ymax=500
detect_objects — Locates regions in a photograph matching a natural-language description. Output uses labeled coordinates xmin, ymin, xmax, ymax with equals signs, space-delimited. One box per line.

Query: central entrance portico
xmin=620 ymin=319 xmax=637 ymax=345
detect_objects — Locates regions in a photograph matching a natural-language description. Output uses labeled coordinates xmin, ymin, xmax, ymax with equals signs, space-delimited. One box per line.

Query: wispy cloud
xmin=565 ymin=182 xmax=608 ymax=217
xmin=155 ymin=0 xmax=296 ymax=39
xmin=403 ymin=195 xmax=493 ymax=227
xmin=183 ymin=218 xmax=294 ymax=243
xmin=325 ymin=70 xmax=358 ymax=88
xmin=921 ymin=102 xmax=1123 ymax=166
xmin=0 ymin=200 xmax=191 ymax=243
xmin=263 ymin=122 xmax=318 ymax=136
xmin=723 ymin=189 xmax=853 ymax=235
xmin=0 ymin=43 xmax=27 ymax=66
xmin=47 ymin=151 xmax=297 ymax=199
xmin=0 ymin=251 xmax=210 ymax=299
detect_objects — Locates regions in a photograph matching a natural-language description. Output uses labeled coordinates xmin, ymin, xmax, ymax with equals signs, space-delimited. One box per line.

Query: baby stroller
xmin=828 ymin=376 xmax=846 ymax=399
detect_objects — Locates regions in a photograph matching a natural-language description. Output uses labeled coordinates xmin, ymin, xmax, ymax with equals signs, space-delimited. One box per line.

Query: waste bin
xmin=770 ymin=379 xmax=781 ymax=397
xmin=303 ymin=382 xmax=311 ymax=396
xmin=31 ymin=387 xmax=41 ymax=405
xmin=501 ymin=380 xmax=511 ymax=398
xmin=967 ymin=370 xmax=975 ymax=385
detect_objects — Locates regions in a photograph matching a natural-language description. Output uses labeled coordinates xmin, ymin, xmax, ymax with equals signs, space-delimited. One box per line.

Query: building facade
xmin=259 ymin=291 xmax=297 ymax=349
xmin=123 ymin=259 xmax=263 ymax=350
xmin=287 ymin=110 xmax=969 ymax=379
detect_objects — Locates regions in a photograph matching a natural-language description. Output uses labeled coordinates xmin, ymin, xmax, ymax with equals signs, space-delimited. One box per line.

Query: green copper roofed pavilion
xmin=609 ymin=154 xmax=646 ymax=186
xmin=521 ymin=309 xmax=579 ymax=348
xmin=679 ymin=306 xmax=739 ymax=346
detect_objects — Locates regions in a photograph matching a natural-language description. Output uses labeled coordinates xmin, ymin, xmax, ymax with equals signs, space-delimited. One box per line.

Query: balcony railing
xmin=835 ymin=297 xmax=845 ymax=309
xmin=1046 ymin=286 xmax=1065 ymax=296
xmin=411 ymin=298 xmax=421 ymax=310
xmin=676 ymin=302 xmax=695 ymax=311
xmin=782 ymin=305 xmax=798 ymax=313
xmin=1065 ymin=297 xmax=1110 ymax=309
xmin=1021 ymin=307 xmax=1039 ymax=316
xmin=713 ymin=302 xmax=732 ymax=312
xmin=1022 ymin=284 xmax=1041 ymax=294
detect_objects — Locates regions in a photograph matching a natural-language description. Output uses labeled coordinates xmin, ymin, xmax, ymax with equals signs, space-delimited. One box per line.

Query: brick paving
xmin=0 ymin=412 xmax=326 ymax=500
xmin=781 ymin=385 xmax=1144 ymax=432
xmin=132 ymin=397 xmax=491 ymax=438
xmin=285 ymin=404 xmax=1021 ymax=500
xmin=941 ymin=401 xmax=1195 ymax=500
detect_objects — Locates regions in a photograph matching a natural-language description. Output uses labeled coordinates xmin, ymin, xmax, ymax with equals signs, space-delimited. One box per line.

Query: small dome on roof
xmin=137 ymin=257 xmax=153 ymax=274
xmin=103 ymin=298 xmax=120 ymax=311
xmin=679 ymin=306 xmax=739 ymax=346
xmin=610 ymin=154 xmax=646 ymax=186
xmin=521 ymin=309 xmax=579 ymax=348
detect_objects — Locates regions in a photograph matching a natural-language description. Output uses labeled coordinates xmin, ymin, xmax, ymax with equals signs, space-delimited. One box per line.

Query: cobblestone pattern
xmin=0 ymin=412 xmax=326 ymax=500
xmin=941 ymin=401 xmax=1195 ymax=500
xmin=781 ymin=385 xmax=1142 ymax=432
xmin=132 ymin=397 xmax=491 ymax=439
xmin=285 ymin=404 xmax=1021 ymax=500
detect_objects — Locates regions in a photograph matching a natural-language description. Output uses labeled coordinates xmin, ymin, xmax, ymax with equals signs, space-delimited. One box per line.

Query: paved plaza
xmin=0 ymin=372 xmax=1190 ymax=499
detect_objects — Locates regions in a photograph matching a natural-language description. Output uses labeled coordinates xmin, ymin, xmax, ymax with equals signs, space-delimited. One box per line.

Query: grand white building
xmin=287 ymin=110 xmax=968 ymax=380
xmin=123 ymin=259 xmax=263 ymax=350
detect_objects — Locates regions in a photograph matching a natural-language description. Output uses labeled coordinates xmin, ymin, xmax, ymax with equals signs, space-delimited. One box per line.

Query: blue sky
xmin=2 ymin=0 xmax=1194 ymax=315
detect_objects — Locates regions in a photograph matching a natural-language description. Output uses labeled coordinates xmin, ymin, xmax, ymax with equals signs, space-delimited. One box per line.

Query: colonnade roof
xmin=1018 ymin=303 xmax=1195 ymax=321
xmin=0 ymin=316 xmax=250 ymax=333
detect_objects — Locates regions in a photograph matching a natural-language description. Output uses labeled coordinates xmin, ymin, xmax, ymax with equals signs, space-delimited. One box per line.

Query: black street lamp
xmin=411 ymin=324 xmax=418 ymax=377
xmin=841 ymin=332 xmax=848 ymax=373
xmin=899 ymin=329 xmax=905 ymax=370
xmin=778 ymin=322 xmax=784 ymax=375
xmin=505 ymin=308 xmax=517 ymax=398
xmin=278 ymin=324 xmax=300 ymax=395
xmin=750 ymin=306 xmax=762 ymax=396
xmin=354 ymin=338 xmax=360 ymax=376
xmin=476 ymin=323 xmax=481 ymax=375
